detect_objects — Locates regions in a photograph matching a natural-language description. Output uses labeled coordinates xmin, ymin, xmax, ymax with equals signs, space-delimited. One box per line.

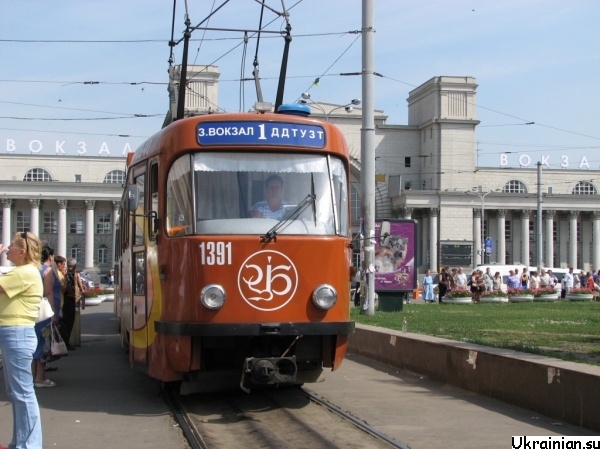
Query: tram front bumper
xmin=154 ymin=321 xmax=355 ymax=337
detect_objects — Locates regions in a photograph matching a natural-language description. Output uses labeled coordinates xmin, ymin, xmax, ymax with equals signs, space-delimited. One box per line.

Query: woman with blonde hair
xmin=0 ymin=231 xmax=44 ymax=448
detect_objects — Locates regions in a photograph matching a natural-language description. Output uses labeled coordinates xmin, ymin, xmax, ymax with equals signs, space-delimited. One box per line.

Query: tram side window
xmin=334 ymin=174 xmax=349 ymax=235
xmin=134 ymin=251 xmax=145 ymax=295
xmin=134 ymin=174 xmax=145 ymax=246
xmin=166 ymin=155 xmax=193 ymax=236
xmin=330 ymin=157 xmax=349 ymax=236
xmin=149 ymin=162 xmax=158 ymax=240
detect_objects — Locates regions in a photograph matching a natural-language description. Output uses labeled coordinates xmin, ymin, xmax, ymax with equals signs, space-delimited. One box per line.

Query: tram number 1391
xmin=199 ymin=241 xmax=232 ymax=266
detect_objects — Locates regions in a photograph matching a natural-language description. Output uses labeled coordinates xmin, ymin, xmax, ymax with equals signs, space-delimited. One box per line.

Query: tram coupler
xmin=240 ymin=356 xmax=297 ymax=393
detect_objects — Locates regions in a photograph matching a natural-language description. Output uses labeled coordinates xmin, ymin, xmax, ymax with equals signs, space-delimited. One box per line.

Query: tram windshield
xmin=166 ymin=152 xmax=349 ymax=237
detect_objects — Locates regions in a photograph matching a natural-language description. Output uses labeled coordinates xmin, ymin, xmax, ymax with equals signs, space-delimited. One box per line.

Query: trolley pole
xmin=361 ymin=0 xmax=376 ymax=316
xmin=176 ymin=16 xmax=191 ymax=121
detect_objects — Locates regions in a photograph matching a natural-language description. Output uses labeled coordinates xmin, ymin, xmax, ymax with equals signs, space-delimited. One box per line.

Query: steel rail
xmin=302 ymin=387 xmax=411 ymax=449
xmin=163 ymin=385 xmax=208 ymax=449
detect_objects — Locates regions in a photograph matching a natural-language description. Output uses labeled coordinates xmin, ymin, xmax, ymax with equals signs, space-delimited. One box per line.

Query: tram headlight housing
xmin=312 ymin=284 xmax=337 ymax=310
xmin=200 ymin=284 xmax=226 ymax=310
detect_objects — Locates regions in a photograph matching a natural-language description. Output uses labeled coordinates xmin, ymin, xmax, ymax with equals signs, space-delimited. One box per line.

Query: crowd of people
xmin=422 ymin=266 xmax=476 ymax=303
xmin=0 ymin=231 xmax=87 ymax=448
xmin=423 ymin=266 xmax=600 ymax=303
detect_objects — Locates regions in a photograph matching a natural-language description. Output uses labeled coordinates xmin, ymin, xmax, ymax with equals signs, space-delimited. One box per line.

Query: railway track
xmin=164 ymin=385 xmax=410 ymax=449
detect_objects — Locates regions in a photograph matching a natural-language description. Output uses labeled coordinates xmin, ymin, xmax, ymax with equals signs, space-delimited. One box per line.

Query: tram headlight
xmin=312 ymin=284 xmax=337 ymax=310
xmin=200 ymin=284 xmax=226 ymax=310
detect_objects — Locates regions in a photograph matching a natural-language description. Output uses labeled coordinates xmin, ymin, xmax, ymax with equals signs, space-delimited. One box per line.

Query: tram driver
xmin=251 ymin=174 xmax=291 ymax=220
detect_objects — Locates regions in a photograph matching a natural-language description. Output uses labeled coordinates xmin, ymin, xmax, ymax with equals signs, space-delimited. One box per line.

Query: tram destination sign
xmin=197 ymin=121 xmax=325 ymax=148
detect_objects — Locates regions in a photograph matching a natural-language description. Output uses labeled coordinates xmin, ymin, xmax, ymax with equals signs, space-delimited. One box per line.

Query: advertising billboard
xmin=373 ymin=219 xmax=417 ymax=292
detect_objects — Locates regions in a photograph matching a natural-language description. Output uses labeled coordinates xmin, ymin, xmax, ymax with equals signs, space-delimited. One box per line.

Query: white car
xmin=79 ymin=272 xmax=95 ymax=289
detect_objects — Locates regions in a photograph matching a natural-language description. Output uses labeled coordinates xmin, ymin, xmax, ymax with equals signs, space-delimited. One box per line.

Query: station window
xmin=529 ymin=221 xmax=535 ymax=241
xmin=98 ymin=244 xmax=108 ymax=264
xmin=505 ymin=220 xmax=512 ymax=240
xmin=502 ymin=180 xmax=527 ymax=194
xmin=70 ymin=245 xmax=83 ymax=265
xmin=16 ymin=211 xmax=31 ymax=233
xmin=43 ymin=212 xmax=58 ymax=234
xmin=572 ymin=181 xmax=596 ymax=195
xmin=104 ymin=170 xmax=126 ymax=184
xmin=96 ymin=212 xmax=111 ymax=234
xmin=23 ymin=168 xmax=52 ymax=182
xmin=70 ymin=211 xmax=84 ymax=234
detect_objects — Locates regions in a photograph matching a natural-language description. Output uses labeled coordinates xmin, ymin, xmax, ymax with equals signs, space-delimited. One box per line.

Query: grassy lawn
xmin=351 ymin=301 xmax=600 ymax=366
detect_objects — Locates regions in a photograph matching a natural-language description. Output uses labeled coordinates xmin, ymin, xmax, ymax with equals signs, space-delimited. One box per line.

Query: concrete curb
xmin=348 ymin=324 xmax=600 ymax=431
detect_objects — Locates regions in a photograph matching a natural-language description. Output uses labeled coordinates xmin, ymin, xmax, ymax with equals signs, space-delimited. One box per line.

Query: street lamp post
xmin=465 ymin=188 xmax=498 ymax=265
xmin=300 ymin=93 xmax=361 ymax=121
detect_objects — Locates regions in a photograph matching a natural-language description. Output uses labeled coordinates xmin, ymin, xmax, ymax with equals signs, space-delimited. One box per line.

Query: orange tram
xmin=114 ymin=106 xmax=355 ymax=392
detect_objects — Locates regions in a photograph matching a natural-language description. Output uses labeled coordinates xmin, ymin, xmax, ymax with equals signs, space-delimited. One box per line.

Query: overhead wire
xmin=191 ymin=0 xmax=217 ymax=67
xmin=0 ymin=126 xmax=148 ymax=139
xmin=3 ymin=4 xmax=596 ymax=153
xmin=171 ymin=0 xmax=232 ymax=73
xmin=0 ymin=115 xmax=161 ymax=121
xmin=297 ymin=34 xmax=361 ymax=101
xmin=0 ymin=100 xmax=162 ymax=117
xmin=376 ymin=73 xmax=600 ymax=144
xmin=0 ymin=79 xmax=165 ymax=86
xmin=0 ymin=30 xmax=361 ymax=44
xmin=183 ymin=0 xmax=303 ymax=88
xmin=2 ymin=12 xmax=595 ymax=148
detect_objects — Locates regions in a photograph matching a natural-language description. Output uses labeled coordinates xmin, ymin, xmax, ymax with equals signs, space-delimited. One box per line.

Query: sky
xmin=1 ymin=0 xmax=599 ymax=168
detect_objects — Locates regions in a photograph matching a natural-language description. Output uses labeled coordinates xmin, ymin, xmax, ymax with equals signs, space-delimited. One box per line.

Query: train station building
xmin=2 ymin=68 xmax=599 ymax=274
xmin=0 ymin=154 xmax=125 ymax=279
xmin=313 ymin=75 xmax=600 ymax=273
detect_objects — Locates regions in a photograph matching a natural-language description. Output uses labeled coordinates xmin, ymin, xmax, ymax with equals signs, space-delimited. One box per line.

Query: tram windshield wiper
xmin=262 ymin=193 xmax=316 ymax=242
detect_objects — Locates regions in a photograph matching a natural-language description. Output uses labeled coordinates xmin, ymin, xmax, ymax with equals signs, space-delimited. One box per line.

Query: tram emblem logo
xmin=238 ymin=250 xmax=298 ymax=311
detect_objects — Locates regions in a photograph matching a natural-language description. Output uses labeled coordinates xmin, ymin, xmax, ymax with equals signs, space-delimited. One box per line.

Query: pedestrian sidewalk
xmin=0 ymin=301 xmax=186 ymax=449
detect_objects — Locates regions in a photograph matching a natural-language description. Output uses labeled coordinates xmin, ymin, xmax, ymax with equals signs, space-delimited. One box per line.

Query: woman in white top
xmin=492 ymin=272 xmax=503 ymax=291
xmin=530 ymin=271 xmax=541 ymax=289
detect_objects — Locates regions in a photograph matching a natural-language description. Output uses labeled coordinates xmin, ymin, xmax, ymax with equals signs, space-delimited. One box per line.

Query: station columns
xmin=1 ymin=199 xmax=12 ymax=266
xmin=593 ymin=212 xmax=600 ymax=270
xmin=521 ymin=210 xmax=531 ymax=265
xmin=569 ymin=211 xmax=579 ymax=268
xmin=496 ymin=209 xmax=506 ymax=264
xmin=544 ymin=210 xmax=555 ymax=267
xmin=85 ymin=200 xmax=95 ymax=269
xmin=57 ymin=200 xmax=68 ymax=259
xmin=429 ymin=208 xmax=438 ymax=270
xmin=30 ymin=199 xmax=41 ymax=236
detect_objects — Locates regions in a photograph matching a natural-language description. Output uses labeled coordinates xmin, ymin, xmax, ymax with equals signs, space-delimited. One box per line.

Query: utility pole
xmin=536 ymin=161 xmax=543 ymax=270
xmin=465 ymin=188 xmax=497 ymax=265
xmin=361 ymin=0 xmax=376 ymax=316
